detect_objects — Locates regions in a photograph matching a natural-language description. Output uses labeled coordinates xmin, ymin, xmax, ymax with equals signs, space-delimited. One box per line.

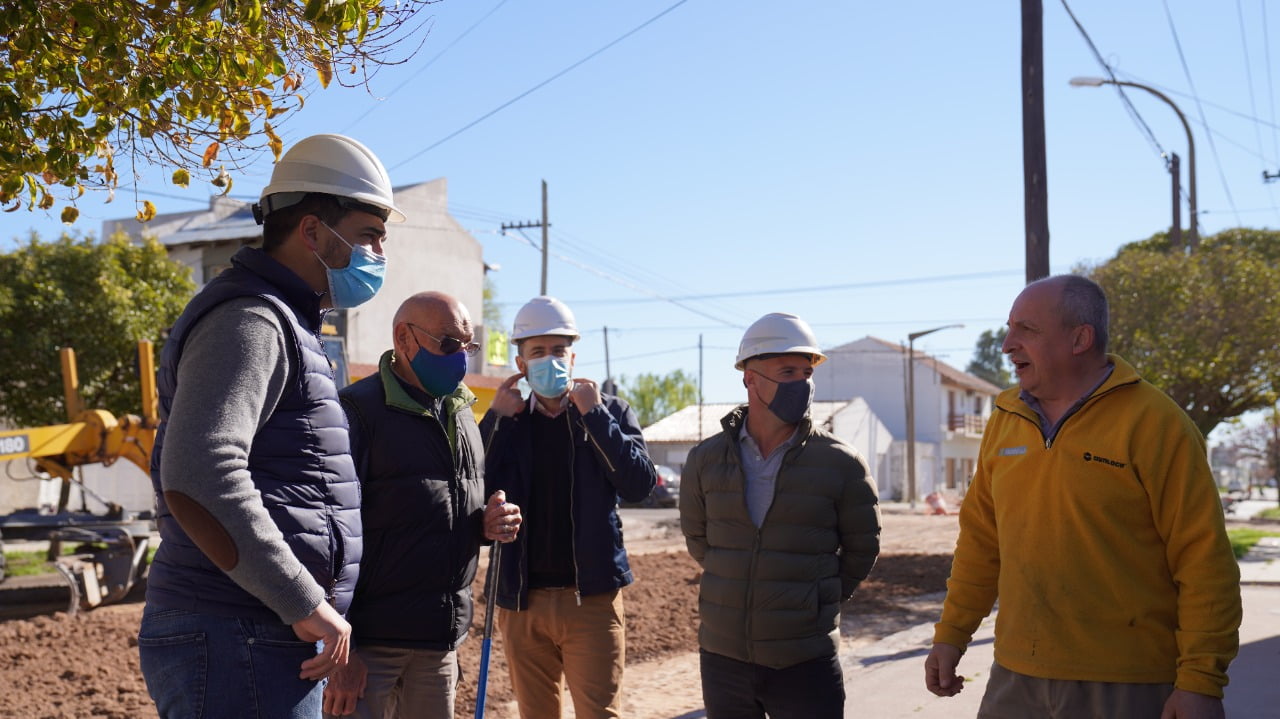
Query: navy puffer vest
xmin=339 ymin=365 xmax=485 ymax=650
xmin=147 ymin=246 xmax=362 ymax=620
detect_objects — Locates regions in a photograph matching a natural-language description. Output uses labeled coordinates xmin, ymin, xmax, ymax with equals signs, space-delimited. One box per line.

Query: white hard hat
xmin=511 ymin=296 xmax=580 ymax=343
xmin=735 ymin=312 xmax=827 ymax=370
xmin=254 ymin=134 xmax=406 ymax=223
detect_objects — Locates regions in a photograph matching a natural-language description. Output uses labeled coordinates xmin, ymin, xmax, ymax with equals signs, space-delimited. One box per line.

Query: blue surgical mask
xmin=316 ymin=221 xmax=386 ymax=309
xmin=525 ymin=355 xmax=572 ymax=398
xmin=408 ymin=340 xmax=468 ymax=398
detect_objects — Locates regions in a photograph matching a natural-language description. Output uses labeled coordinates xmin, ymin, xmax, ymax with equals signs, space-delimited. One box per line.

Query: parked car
xmin=621 ymin=464 xmax=681 ymax=508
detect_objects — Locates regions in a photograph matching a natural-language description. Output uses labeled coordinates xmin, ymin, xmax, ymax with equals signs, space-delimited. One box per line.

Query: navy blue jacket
xmin=479 ymin=395 xmax=656 ymax=610
xmin=339 ymin=354 xmax=485 ymax=650
xmin=147 ymin=247 xmax=362 ymax=620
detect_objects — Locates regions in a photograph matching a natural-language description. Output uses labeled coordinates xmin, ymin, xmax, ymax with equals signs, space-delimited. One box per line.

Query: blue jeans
xmin=138 ymin=605 xmax=324 ymax=719
xmin=699 ymin=649 xmax=844 ymax=719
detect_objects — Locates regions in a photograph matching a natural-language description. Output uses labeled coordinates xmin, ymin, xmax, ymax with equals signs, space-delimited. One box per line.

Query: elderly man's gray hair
xmin=1058 ymin=275 xmax=1109 ymax=354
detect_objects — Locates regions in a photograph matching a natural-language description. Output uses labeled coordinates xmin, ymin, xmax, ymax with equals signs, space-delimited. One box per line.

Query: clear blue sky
xmin=3 ymin=1 xmax=1276 ymax=427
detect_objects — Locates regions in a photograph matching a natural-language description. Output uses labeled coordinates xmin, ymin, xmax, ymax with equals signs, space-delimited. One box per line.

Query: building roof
xmin=642 ymin=401 xmax=853 ymax=443
xmin=832 ymin=336 xmax=1003 ymax=395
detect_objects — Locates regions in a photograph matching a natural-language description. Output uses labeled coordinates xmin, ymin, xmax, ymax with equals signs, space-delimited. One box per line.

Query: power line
xmin=564 ymin=269 xmax=1027 ymax=304
xmin=497 ymin=227 xmax=743 ymax=328
xmin=1265 ymin=0 xmax=1280 ymax=166
xmin=1060 ymin=0 xmax=1166 ymax=158
xmin=547 ymin=226 xmax=754 ymax=324
xmin=1234 ymin=0 xmax=1280 ymax=225
xmin=1163 ymin=0 xmax=1241 ymax=225
xmin=388 ymin=0 xmax=690 ymax=171
xmin=339 ymin=0 xmax=513 ymax=133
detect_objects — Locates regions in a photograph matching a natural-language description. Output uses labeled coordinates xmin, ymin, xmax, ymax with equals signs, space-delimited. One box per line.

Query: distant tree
xmin=482 ymin=275 xmax=503 ymax=329
xmin=1218 ymin=406 xmax=1280 ymax=505
xmin=965 ymin=327 xmax=1011 ymax=388
xmin=618 ymin=369 xmax=699 ymax=428
xmin=1 ymin=0 xmax=431 ymax=223
xmin=1083 ymin=228 xmax=1280 ymax=437
xmin=0 ymin=232 xmax=194 ymax=427
xmin=480 ymin=275 xmax=509 ymax=366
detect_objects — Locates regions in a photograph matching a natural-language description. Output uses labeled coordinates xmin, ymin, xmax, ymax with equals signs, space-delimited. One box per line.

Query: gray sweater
xmin=158 ymin=296 xmax=326 ymax=623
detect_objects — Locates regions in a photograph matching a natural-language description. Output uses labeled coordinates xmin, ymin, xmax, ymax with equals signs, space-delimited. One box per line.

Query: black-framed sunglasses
xmin=409 ymin=324 xmax=481 ymax=356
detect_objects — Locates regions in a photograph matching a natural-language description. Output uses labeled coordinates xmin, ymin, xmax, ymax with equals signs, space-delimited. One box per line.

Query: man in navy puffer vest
xmin=138 ymin=134 xmax=405 ymax=719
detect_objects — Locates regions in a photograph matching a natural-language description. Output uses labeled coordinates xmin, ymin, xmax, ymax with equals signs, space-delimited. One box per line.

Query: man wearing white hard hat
xmin=680 ymin=312 xmax=881 ymax=719
xmin=480 ymin=296 xmax=657 ymax=719
xmin=139 ymin=134 xmax=404 ymax=718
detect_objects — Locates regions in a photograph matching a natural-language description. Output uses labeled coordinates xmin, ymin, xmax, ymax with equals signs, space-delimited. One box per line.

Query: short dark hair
xmin=1058 ymin=275 xmax=1109 ymax=354
xmin=260 ymin=193 xmax=375 ymax=252
xmin=514 ymin=335 xmax=576 ymax=357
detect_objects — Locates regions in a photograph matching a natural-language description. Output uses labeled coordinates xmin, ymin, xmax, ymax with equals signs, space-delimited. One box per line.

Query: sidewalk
xmin=839 ymin=584 xmax=1280 ymax=718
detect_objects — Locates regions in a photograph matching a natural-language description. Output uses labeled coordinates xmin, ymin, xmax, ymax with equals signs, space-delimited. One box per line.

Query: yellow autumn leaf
xmin=60 ymin=206 xmax=80 ymax=224
xmin=136 ymin=200 xmax=157 ymax=222
xmin=264 ymin=122 xmax=283 ymax=160
xmin=172 ymin=168 xmax=190 ymax=187
xmin=314 ymin=59 xmax=333 ymax=88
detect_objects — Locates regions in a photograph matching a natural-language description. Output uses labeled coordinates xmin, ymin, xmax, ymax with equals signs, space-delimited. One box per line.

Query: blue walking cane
xmin=475 ymin=540 xmax=502 ymax=719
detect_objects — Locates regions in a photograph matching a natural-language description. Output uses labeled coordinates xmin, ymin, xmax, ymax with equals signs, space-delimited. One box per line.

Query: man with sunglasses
xmin=324 ymin=291 xmax=522 ymax=719
xmin=480 ymin=295 xmax=657 ymax=719
xmin=140 ymin=134 xmax=401 ymax=718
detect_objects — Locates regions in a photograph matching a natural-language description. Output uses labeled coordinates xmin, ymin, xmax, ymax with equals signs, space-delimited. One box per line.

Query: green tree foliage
xmin=0 ymin=233 xmax=195 ymax=427
xmin=0 ymin=0 xmax=431 ymax=223
xmin=1084 ymin=228 xmax=1280 ymax=437
xmin=618 ymin=369 xmax=699 ymax=428
xmin=965 ymin=327 xmax=1011 ymax=388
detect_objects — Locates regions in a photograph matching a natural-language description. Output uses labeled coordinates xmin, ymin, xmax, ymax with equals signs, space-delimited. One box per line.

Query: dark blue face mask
xmin=408 ymin=336 xmax=467 ymax=398
xmin=752 ymin=372 xmax=814 ymax=424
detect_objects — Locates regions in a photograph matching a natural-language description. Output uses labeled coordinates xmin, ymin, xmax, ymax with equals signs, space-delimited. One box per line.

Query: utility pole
xmin=499 ymin=180 xmax=551 ymax=294
xmin=602 ymin=326 xmax=616 ymax=396
xmin=905 ymin=324 xmax=964 ymax=507
xmin=1022 ymin=0 xmax=1050 ymax=283
xmin=1168 ymin=153 xmax=1182 ymax=249
xmin=540 ymin=180 xmax=548 ymax=294
xmin=698 ymin=334 xmax=704 ymax=442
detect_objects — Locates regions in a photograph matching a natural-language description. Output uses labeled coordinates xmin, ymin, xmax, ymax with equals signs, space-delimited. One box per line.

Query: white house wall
xmin=815 ymin=338 xmax=947 ymax=443
xmin=815 ymin=341 xmax=910 ymax=436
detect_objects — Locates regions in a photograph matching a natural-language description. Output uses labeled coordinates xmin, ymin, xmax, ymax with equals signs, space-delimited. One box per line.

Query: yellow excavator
xmin=0 ymin=341 xmax=158 ymax=614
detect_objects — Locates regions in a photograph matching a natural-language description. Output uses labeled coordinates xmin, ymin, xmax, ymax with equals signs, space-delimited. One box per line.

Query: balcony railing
xmin=948 ymin=413 xmax=986 ymax=435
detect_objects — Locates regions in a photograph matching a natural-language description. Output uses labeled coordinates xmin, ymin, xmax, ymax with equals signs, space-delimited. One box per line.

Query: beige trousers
xmin=499 ymin=587 xmax=626 ymax=719
xmin=979 ymin=662 xmax=1175 ymax=719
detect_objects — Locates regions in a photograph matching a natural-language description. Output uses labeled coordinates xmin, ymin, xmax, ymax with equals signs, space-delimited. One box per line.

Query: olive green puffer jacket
xmin=680 ymin=406 xmax=881 ymax=669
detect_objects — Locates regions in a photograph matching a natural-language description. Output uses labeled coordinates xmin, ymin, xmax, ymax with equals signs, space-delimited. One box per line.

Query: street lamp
xmin=1069 ymin=76 xmax=1198 ymax=251
xmin=905 ymin=324 xmax=963 ymax=508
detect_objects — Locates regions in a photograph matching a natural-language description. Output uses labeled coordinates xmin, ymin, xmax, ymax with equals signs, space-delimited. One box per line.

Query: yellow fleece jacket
xmin=934 ymin=355 xmax=1241 ymax=697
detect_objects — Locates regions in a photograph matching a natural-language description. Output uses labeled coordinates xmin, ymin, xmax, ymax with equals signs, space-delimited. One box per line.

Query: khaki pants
xmin=499 ymin=588 xmax=625 ymax=719
xmin=979 ymin=662 xmax=1174 ymax=718
xmin=323 ymin=645 xmax=458 ymax=719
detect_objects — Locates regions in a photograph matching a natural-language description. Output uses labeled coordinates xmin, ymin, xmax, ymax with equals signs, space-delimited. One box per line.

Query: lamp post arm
xmin=1106 ymin=80 xmax=1198 ymax=250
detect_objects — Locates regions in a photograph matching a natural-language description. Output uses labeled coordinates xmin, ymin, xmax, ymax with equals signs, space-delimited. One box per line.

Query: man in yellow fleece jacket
xmin=924 ymin=275 xmax=1241 ymax=718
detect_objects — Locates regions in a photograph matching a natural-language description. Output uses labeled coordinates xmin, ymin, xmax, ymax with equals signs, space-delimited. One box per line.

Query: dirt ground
xmin=0 ymin=510 xmax=961 ymax=719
